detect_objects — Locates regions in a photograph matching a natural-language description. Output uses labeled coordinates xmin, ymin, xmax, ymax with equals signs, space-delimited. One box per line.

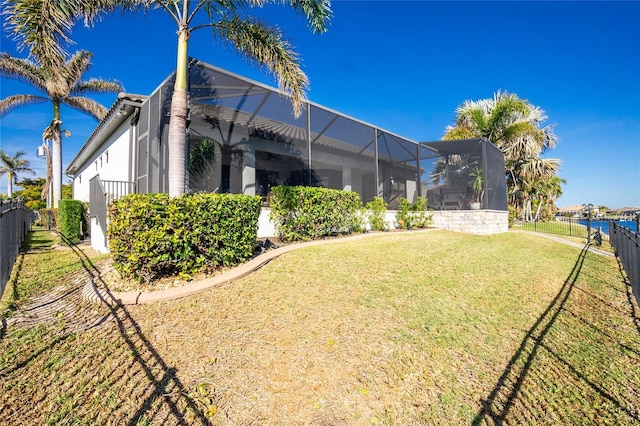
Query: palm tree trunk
xmin=41 ymin=142 xmax=52 ymax=203
xmin=52 ymin=103 xmax=62 ymax=208
xmin=7 ymin=171 xmax=13 ymax=198
xmin=52 ymin=129 xmax=62 ymax=207
xmin=168 ymin=26 xmax=190 ymax=197
xmin=534 ymin=201 xmax=542 ymax=222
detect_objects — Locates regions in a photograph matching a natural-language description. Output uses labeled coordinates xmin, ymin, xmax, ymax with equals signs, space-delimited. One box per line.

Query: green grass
xmin=1 ymin=230 xmax=639 ymax=424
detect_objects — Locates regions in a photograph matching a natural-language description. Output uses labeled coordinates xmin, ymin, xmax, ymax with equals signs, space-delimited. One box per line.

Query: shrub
xmin=365 ymin=196 xmax=388 ymax=231
xmin=108 ymin=193 xmax=261 ymax=284
xmin=269 ymin=186 xmax=363 ymax=241
xmin=395 ymin=196 xmax=432 ymax=229
xmin=58 ymin=200 xmax=86 ymax=243
xmin=38 ymin=208 xmax=58 ymax=230
xmin=508 ymin=205 xmax=517 ymax=228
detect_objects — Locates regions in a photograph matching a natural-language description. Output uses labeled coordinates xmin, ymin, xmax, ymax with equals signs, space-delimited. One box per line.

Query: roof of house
xmin=65 ymin=93 xmax=147 ymax=176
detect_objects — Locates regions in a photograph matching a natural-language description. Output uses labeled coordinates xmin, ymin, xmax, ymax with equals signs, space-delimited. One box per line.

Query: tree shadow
xmin=0 ymin=233 xmax=210 ymax=424
xmin=473 ymin=243 xmax=640 ymax=425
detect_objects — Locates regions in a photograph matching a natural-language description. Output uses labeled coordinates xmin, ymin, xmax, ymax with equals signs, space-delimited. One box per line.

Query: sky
xmin=0 ymin=0 xmax=639 ymax=209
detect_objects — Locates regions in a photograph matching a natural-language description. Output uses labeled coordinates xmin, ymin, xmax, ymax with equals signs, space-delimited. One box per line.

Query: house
xmin=66 ymin=59 xmax=508 ymax=252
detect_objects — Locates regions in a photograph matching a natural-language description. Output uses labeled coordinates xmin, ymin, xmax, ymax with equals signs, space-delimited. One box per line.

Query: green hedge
xmin=269 ymin=186 xmax=363 ymax=241
xmin=395 ymin=197 xmax=432 ymax=229
xmin=108 ymin=193 xmax=262 ymax=284
xmin=58 ymin=200 xmax=86 ymax=243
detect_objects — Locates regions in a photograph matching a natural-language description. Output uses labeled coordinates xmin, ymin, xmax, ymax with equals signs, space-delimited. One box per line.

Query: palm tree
xmin=3 ymin=0 xmax=332 ymax=197
xmin=444 ymin=90 xmax=561 ymax=210
xmin=531 ymin=175 xmax=566 ymax=221
xmin=0 ymin=50 xmax=123 ymax=207
xmin=134 ymin=0 xmax=332 ymax=196
xmin=0 ymin=149 xmax=35 ymax=198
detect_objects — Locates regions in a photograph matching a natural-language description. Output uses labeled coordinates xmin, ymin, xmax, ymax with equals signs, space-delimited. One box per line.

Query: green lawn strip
xmin=1 ymin=230 xmax=638 ymax=424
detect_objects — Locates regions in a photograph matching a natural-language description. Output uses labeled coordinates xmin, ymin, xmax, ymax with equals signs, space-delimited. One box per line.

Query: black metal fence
xmin=517 ymin=216 xmax=639 ymax=241
xmin=517 ymin=217 xmax=593 ymax=240
xmin=0 ymin=200 xmax=33 ymax=297
xmin=609 ymin=221 xmax=640 ymax=307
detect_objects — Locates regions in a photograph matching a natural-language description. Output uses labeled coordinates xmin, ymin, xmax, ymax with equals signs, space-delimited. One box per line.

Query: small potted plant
xmin=469 ymin=166 xmax=484 ymax=210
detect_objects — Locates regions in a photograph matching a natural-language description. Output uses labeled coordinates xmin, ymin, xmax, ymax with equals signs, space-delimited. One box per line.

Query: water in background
xmin=579 ymin=220 xmax=638 ymax=235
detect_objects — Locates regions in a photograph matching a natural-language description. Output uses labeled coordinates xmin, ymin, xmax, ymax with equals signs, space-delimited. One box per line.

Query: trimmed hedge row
xmin=108 ymin=193 xmax=261 ymax=283
xmin=106 ymin=188 xmax=432 ymax=284
xmin=58 ymin=200 xmax=87 ymax=243
xmin=269 ymin=186 xmax=363 ymax=241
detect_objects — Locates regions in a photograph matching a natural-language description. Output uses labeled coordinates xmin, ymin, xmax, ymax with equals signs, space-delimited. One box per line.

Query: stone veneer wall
xmin=430 ymin=210 xmax=509 ymax=235
xmin=256 ymin=208 xmax=509 ymax=238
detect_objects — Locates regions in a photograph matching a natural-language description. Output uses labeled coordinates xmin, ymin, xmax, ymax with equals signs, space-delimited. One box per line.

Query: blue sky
xmin=1 ymin=1 xmax=639 ymax=208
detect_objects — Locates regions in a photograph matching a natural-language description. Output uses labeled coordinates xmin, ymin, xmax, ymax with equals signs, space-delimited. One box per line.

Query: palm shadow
xmin=473 ymin=243 xmax=640 ymax=425
xmin=0 ymin=232 xmax=210 ymax=424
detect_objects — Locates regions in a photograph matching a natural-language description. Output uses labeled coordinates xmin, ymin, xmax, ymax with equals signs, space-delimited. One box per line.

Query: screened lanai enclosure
xmin=136 ymin=59 xmax=507 ymax=211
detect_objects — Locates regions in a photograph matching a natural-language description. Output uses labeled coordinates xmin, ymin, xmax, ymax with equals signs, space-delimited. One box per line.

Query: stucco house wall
xmin=72 ymin=122 xmax=134 ymax=202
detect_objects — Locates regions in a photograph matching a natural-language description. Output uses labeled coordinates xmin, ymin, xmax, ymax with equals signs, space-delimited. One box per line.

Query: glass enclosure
xmin=143 ymin=59 xmax=507 ymax=211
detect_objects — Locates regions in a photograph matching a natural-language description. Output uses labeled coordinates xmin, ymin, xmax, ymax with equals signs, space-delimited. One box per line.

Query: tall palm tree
xmin=4 ymin=0 xmax=332 ymax=197
xmin=129 ymin=0 xmax=332 ymax=196
xmin=0 ymin=50 xmax=123 ymax=207
xmin=444 ymin=90 xmax=561 ymax=209
xmin=0 ymin=149 xmax=35 ymax=198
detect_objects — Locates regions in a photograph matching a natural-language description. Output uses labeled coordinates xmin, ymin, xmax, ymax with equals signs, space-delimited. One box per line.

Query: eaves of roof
xmin=65 ymin=93 xmax=146 ymax=176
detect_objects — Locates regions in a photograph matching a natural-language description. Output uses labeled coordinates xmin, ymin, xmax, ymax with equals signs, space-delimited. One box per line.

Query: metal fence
xmin=517 ymin=216 xmax=640 ymax=241
xmin=89 ymin=176 xmax=136 ymax=249
xmin=0 ymin=199 xmax=33 ymax=297
xmin=517 ymin=217 xmax=592 ymax=240
xmin=609 ymin=221 xmax=640 ymax=307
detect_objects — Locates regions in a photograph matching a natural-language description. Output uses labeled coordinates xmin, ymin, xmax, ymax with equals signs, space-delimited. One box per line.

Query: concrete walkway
xmin=83 ymin=229 xmax=615 ymax=306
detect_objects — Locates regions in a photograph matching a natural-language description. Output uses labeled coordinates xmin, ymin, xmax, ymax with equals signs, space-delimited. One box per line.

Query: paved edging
xmin=82 ymin=230 xmax=434 ymax=306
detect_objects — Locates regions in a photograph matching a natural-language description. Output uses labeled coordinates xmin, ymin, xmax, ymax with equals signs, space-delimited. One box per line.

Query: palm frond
xmin=443 ymin=125 xmax=477 ymax=141
xmin=501 ymin=121 xmax=545 ymax=160
xmin=455 ymin=100 xmax=487 ymax=132
xmin=276 ymin=0 xmax=332 ymax=34
xmin=0 ymin=94 xmax=49 ymax=117
xmin=3 ymin=0 xmax=125 ymax=67
xmin=71 ymin=78 xmax=124 ymax=96
xmin=213 ymin=16 xmax=308 ymax=117
xmin=485 ymin=91 xmax=530 ymax=143
xmin=0 ymin=53 xmax=47 ymax=90
xmin=63 ymin=50 xmax=94 ymax=89
xmin=2 ymin=0 xmax=74 ymax=67
xmin=517 ymin=157 xmax=560 ymax=182
xmin=63 ymin=96 xmax=109 ymax=120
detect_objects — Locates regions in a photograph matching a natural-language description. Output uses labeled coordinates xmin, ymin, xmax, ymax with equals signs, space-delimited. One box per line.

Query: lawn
xmin=1 ymin=230 xmax=639 ymax=425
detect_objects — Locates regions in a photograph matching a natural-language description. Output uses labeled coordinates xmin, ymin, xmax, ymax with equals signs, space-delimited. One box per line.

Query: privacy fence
xmin=609 ymin=221 xmax=640 ymax=307
xmin=0 ymin=200 xmax=33 ymax=297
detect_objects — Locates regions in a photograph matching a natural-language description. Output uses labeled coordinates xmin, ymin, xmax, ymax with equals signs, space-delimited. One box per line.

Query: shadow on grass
xmin=0 ymin=232 xmax=209 ymax=424
xmin=473 ymin=243 xmax=640 ymax=425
